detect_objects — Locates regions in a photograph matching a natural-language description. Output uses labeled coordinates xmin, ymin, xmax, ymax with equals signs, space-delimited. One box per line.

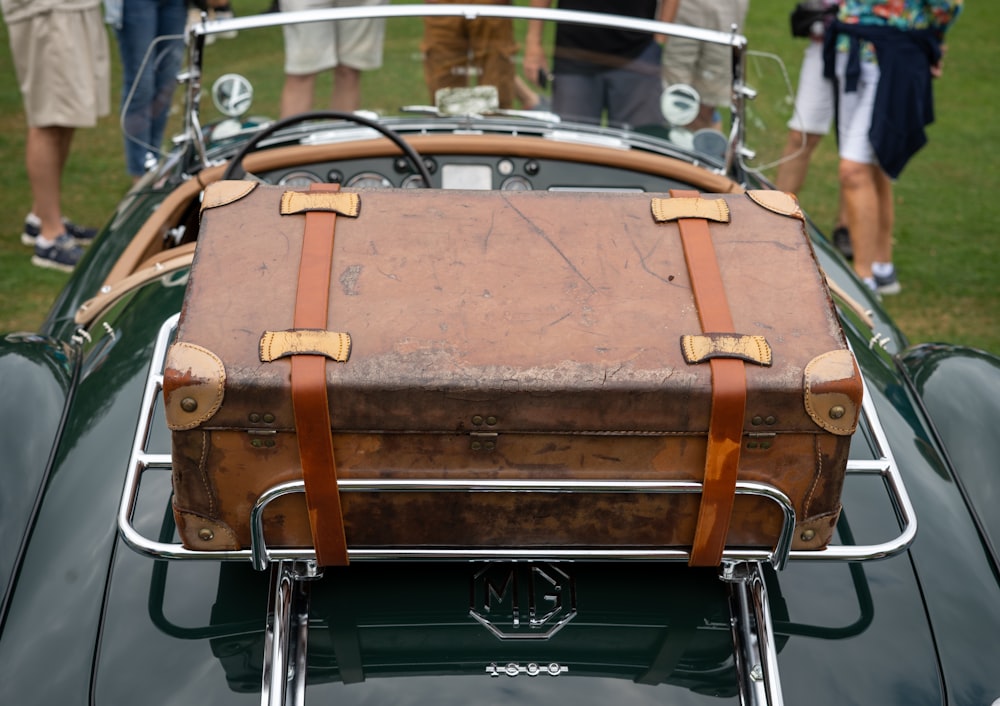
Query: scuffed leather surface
xmin=169 ymin=187 xmax=857 ymax=554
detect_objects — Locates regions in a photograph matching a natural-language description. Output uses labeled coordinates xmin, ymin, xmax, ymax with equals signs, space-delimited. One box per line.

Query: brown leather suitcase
xmin=163 ymin=182 xmax=863 ymax=566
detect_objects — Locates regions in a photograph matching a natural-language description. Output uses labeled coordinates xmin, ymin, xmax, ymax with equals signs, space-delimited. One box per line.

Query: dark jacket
xmin=823 ymin=21 xmax=943 ymax=178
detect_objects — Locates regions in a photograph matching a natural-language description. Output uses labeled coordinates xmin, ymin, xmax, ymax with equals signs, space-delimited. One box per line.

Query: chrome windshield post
xmin=177 ymin=18 xmax=209 ymax=171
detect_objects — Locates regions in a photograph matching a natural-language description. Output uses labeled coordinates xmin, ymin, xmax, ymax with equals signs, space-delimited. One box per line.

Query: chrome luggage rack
xmin=119 ymin=315 xmax=917 ymax=706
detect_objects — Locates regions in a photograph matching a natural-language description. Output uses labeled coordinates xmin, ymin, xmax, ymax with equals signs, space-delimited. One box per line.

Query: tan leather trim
xmin=280 ymin=190 xmax=360 ymax=217
xmin=825 ymin=273 xmax=876 ymax=328
xmin=201 ymin=180 xmax=258 ymax=211
xmin=791 ymin=507 xmax=840 ymax=550
xmin=681 ymin=333 xmax=772 ymax=366
xmin=745 ymin=190 xmax=804 ymax=220
xmin=194 ymin=135 xmax=746 ymax=194
xmin=804 ymin=349 xmax=863 ymax=435
xmin=101 ymin=177 xmax=203 ymax=289
xmin=260 ymin=329 xmax=352 ymax=362
xmin=163 ymin=342 xmax=227 ymax=431
xmin=651 ymin=197 xmax=730 ymax=223
xmin=174 ymin=508 xmax=240 ymax=551
xmin=75 ymin=243 xmax=195 ymax=325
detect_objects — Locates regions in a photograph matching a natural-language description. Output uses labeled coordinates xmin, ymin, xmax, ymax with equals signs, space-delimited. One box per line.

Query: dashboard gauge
xmin=401 ymin=174 xmax=429 ymax=189
xmin=500 ymin=176 xmax=532 ymax=191
xmin=346 ymin=172 xmax=393 ymax=189
xmin=277 ymin=170 xmax=321 ymax=187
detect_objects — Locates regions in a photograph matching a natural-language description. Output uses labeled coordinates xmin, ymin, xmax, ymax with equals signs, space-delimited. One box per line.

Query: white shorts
xmin=279 ymin=0 xmax=388 ymax=75
xmin=787 ymin=40 xmax=834 ymax=135
xmin=834 ymin=51 xmax=880 ymax=165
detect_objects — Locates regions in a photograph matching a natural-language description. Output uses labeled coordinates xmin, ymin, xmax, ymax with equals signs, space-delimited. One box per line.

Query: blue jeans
xmin=115 ymin=0 xmax=186 ymax=177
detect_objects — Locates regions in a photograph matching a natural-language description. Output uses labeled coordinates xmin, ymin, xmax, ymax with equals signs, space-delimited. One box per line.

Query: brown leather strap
xmin=290 ymin=183 xmax=350 ymax=566
xmin=670 ymin=189 xmax=748 ymax=567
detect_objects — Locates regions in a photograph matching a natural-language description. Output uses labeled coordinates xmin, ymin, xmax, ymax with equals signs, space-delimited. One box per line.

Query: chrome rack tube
xmin=262 ymin=561 xmax=315 ymax=706
xmin=723 ymin=561 xmax=784 ymax=706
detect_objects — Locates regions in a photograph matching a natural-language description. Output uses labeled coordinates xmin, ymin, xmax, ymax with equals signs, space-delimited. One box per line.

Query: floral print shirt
xmin=836 ymin=0 xmax=963 ymax=60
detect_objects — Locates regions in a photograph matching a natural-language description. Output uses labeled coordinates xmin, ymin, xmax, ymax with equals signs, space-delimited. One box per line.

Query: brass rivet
xmin=747 ymin=441 xmax=759 ymax=449
xmin=472 ymin=415 xmax=484 ymax=426
xmin=198 ymin=528 xmax=215 ymax=541
xmin=471 ymin=441 xmax=483 ymax=450
xmin=486 ymin=416 xmax=498 ymax=426
xmin=251 ymin=438 xmax=263 ymax=448
xmin=760 ymin=441 xmax=772 ymax=450
xmin=263 ymin=413 xmax=275 ymax=423
xmin=800 ymin=529 xmax=816 ymax=542
xmin=249 ymin=413 xmax=261 ymax=423
xmin=180 ymin=397 xmax=198 ymax=413
xmin=751 ymin=416 xmax=763 ymax=426
xmin=264 ymin=439 xmax=276 ymax=448
xmin=484 ymin=441 xmax=496 ymax=451
xmin=829 ymin=405 xmax=846 ymax=420
xmin=765 ymin=416 xmax=777 ymax=425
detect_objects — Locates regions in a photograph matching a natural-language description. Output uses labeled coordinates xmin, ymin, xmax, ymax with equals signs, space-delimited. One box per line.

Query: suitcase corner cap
xmin=803 ymin=349 xmax=863 ymax=435
xmin=163 ymin=341 xmax=226 ymax=430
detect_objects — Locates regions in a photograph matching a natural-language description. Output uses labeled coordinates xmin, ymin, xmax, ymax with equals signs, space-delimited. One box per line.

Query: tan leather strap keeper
xmin=681 ymin=333 xmax=772 ymax=366
xmin=260 ymin=330 xmax=352 ymax=363
xmin=287 ymin=183 xmax=354 ymax=566
xmin=667 ymin=189 xmax=749 ymax=567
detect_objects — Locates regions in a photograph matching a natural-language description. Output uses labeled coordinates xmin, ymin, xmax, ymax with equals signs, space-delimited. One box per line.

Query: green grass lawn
xmin=1 ymin=1 xmax=997 ymax=350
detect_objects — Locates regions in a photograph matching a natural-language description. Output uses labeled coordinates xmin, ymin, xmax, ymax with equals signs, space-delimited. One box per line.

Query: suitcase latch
xmin=745 ymin=432 xmax=775 ymax=450
xmin=470 ymin=432 xmax=498 ymax=452
xmin=248 ymin=428 xmax=278 ymax=449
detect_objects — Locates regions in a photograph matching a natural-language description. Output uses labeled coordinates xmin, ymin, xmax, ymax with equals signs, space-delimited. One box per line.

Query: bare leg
xmin=873 ymin=166 xmax=894 ymax=264
xmin=280 ymin=73 xmax=318 ymax=118
xmin=775 ymin=130 xmax=823 ymax=194
xmin=330 ymin=65 xmax=361 ymax=113
xmin=26 ymin=126 xmax=75 ymax=240
xmin=840 ymin=158 xmax=887 ymax=282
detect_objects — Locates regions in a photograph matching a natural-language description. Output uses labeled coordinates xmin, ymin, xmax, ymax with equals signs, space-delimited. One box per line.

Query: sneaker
xmin=64 ymin=220 xmax=98 ymax=244
xmin=31 ymin=233 xmax=83 ymax=272
xmin=22 ymin=214 xmax=97 ymax=247
xmin=874 ymin=269 xmax=901 ymax=295
xmin=831 ymin=226 xmax=853 ymax=260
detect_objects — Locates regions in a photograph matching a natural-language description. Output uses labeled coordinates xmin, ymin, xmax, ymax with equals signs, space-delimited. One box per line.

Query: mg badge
xmin=470 ymin=563 xmax=577 ymax=640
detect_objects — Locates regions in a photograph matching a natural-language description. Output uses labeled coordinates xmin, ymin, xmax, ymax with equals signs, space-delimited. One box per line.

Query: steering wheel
xmin=220 ymin=110 xmax=433 ymax=187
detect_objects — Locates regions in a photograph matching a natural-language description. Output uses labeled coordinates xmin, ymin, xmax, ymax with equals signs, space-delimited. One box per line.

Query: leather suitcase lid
xmin=173 ymin=186 xmax=852 ymax=435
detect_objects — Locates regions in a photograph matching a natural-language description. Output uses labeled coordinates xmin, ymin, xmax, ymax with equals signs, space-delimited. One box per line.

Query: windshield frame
xmin=176 ymin=3 xmax=752 ymax=175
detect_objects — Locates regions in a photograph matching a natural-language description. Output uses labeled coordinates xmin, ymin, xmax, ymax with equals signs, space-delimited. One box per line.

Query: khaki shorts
xmin=7 ymin=7 xmax=111 ymax=128
xmin=279 ymin=0 xmax=388 ymax=74
xmin=661 ymin=0 xmax=748 ymax=107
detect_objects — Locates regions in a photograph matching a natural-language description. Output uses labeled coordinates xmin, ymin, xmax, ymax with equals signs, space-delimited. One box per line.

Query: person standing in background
xmin=824 ymin=0 xmax=963 ymax=294
xmin=105 ymin=0 xmax=188 ymax=184
xmin=523 ymin=0 xmax=678 ymax=129
xmin=660 ymin=0 xmax=750 ymax=132
xmin=2 ymin=0 xmax=110 ymax=272
xmin=423 ymin=0 xmax=519 ymax=109
xmin=774 ymin=0 xmax=852 ymax=259
xmin=277 ymin=0 xmax=389 ymax=116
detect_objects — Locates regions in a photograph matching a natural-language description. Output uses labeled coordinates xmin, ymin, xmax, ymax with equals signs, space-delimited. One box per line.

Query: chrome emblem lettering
xmin=486 ymin=662 xmax=568 ymax=677
xmin=470 ymin=563 xmax=577 ymax=640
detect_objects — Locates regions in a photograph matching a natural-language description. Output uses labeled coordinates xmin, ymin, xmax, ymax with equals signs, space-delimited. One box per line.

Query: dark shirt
xmin=553 ymin=0 xmax=659 ymax=74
